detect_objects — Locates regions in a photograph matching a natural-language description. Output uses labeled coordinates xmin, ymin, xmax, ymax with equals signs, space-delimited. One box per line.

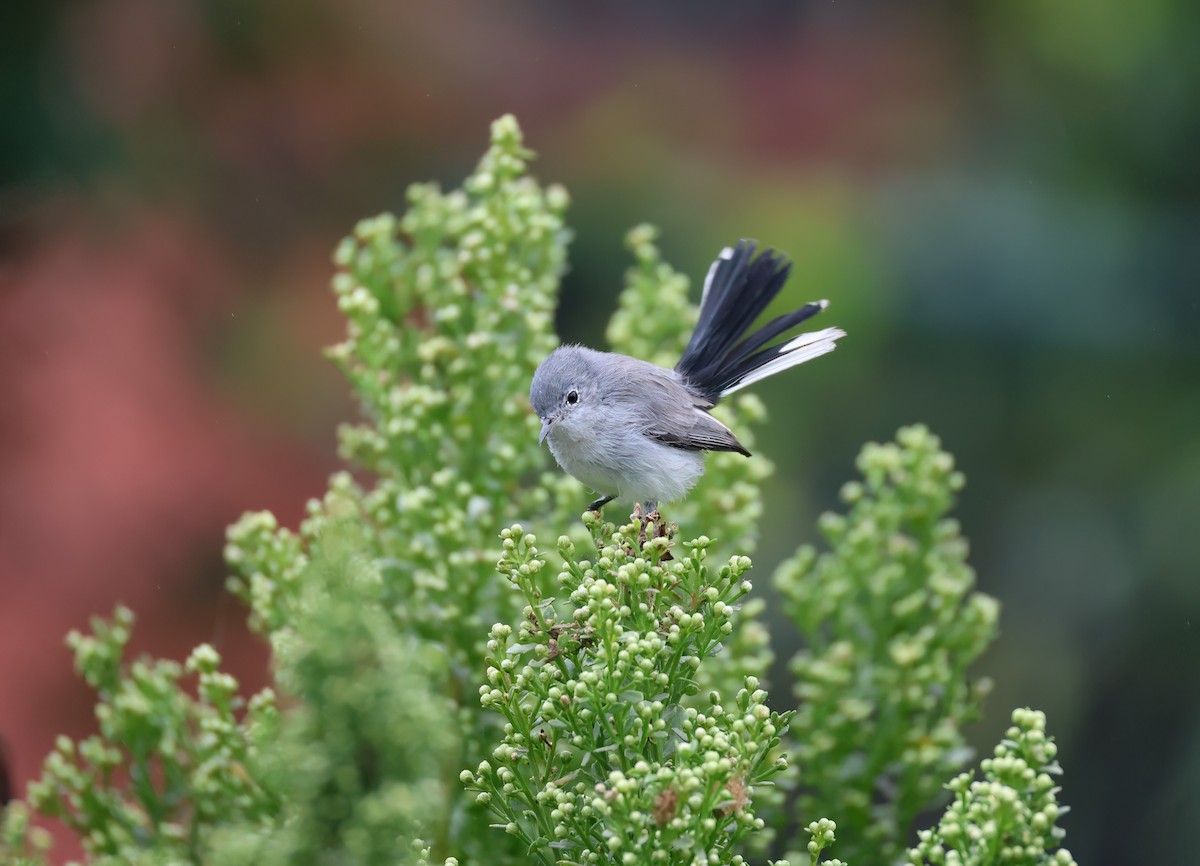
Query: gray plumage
xmin=530 ymin=239 xmax=845 ymax=510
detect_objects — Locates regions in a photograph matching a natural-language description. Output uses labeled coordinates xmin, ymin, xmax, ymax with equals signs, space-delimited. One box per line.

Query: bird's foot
xmin=587 ymin=494 xmax=616 ymax=514
xmin=645 ymin=507 xmax=675 ymax=559
xmin=634 ymin=504 xmax=649 ymax=547
xmin=631 ymin=503 xmax=669 ymax=549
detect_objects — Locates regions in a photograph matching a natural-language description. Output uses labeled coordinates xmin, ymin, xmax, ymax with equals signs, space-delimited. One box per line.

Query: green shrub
xmin=1 ymin=116 xmax=1076 ymax=866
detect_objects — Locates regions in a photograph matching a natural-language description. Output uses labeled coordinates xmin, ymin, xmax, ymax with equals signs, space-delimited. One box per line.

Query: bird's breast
xmin=547 ymin=417 xmax=705 ymax=504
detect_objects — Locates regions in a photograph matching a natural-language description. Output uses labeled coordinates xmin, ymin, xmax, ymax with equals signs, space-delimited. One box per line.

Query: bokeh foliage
xmin=906 ymin=709 xmax=1075 ymax=866
xmin=776 ymin=426 xmax=999 ymax=865
xmin=2 ymin=117 xmax=1076 ymax=866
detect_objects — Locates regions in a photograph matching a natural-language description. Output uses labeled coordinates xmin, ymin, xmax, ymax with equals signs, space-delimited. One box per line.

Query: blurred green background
xmin=1 ymin=2 xmax=1196 ymax=864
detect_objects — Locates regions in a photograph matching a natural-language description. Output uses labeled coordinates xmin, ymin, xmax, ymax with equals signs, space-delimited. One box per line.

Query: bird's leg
xmin=587 ymin=494 xmax=616 ymax=514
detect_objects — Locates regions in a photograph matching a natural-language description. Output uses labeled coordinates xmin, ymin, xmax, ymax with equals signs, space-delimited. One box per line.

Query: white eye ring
xmin=566 ymin=389 xmax=579 ymax=405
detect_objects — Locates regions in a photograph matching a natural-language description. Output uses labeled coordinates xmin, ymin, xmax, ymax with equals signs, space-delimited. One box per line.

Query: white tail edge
xmin=699 ymin=246 xmax=735 ymax=310
xmin=719 ymin=326 xmax=846 ymax=397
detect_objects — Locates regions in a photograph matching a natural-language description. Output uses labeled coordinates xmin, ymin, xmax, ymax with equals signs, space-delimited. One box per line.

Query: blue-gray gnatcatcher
xmin=530 ymin=240 xmax=845 ymax=513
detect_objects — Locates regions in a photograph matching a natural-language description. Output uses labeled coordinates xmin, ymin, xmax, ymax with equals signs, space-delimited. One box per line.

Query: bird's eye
xmin=566 ymin=389 xmax=579 ymax=405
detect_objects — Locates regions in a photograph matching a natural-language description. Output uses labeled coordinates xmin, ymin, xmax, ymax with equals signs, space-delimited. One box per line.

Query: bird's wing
xmin=643 ymin=405 xmax=751 ymax=457
xmin=600 ymin=356 xmax=752 ymax=456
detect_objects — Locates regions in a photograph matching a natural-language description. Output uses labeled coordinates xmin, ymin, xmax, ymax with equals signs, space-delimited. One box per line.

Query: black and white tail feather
xmin=676 ymin=239 xmax=845 ymax=405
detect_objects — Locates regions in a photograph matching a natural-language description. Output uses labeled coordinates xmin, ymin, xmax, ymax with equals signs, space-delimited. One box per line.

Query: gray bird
xmin=530 ymin=240 xmax=845 ymax=513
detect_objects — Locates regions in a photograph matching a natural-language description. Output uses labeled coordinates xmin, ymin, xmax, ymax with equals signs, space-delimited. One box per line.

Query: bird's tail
xmin=675 ymin=240 xmax=845 ymax=403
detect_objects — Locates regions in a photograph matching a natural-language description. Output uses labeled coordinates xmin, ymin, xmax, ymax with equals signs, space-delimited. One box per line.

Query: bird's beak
xmin=539 ymin=417 xmax=553 ymax=444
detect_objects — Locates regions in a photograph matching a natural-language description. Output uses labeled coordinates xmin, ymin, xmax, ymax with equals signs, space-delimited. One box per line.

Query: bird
xmin=530 ymin=239 xmax=845 ymax=514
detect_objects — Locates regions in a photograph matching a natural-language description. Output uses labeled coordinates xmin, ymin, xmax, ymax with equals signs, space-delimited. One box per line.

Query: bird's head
xmin=529 ymin=346 xmax=601 ymax=444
